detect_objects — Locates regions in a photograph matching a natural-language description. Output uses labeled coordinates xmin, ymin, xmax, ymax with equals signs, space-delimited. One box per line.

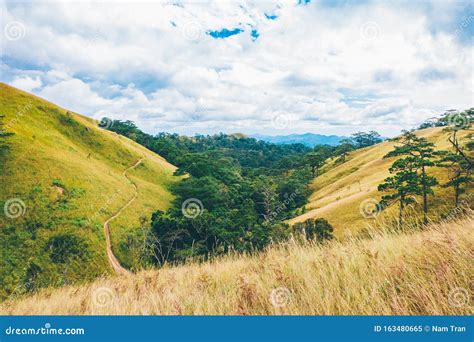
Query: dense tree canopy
xmin=107 ymin=121 xmax=393 ymax=264
xmin=107 ymin=120 xmax=321 ymax=264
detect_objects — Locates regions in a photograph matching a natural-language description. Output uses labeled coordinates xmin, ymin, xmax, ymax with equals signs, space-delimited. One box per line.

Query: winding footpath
xmin=103 ymin=158 xmax=144 ymax=276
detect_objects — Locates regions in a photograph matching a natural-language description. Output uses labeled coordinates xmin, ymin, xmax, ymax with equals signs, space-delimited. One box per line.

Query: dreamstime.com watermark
xmin=4 ymin=323 xmax=85 ymax=336
xmin=359 ymin=21 xmax=380 ymax=41
xmin=269 ymin=287 xmax=292 ymax=307
xmin=265 ymin=189 xmax=300 ymax=223
xmin=91 ymin=286 xmax=116 ymax=308
xmin=3 ymin=198 xmax=26 ymax=219
xmin=181 ymin=20 xmax=204 ymax=41
xmin=271 ymin=113 xmax=293 ymax=130
xmin=448 ymin=287 xmax=470 ymax=308
xmin=4 ymin=21 xmax=26 ymax=41
xmin=87 ymin=190 xmax=122 ymax=226
xmin=447 ymin=111 xmax=471 ymax=130
xmin=359 ymin=198 xmax=381 ymax=219
xmin=182 ymin=198 xmax=204 ymax=218
xmin=92 ymin=112 xmax=115 ymax=130
xmin=453 ymin=15 xmax=473 ymax=38
xmin=445 ymin=192 xmax=473 ymax=221
xmin=2 ymin=101 xmax=33 ymax=132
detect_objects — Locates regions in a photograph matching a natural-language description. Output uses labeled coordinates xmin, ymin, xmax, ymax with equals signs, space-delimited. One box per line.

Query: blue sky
xmin=1 ymin=0 xmax=473 ymax=137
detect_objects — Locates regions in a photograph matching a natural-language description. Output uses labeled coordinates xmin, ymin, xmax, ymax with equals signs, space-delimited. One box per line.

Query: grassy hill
xmin=0 ymin=83 xmax=180 ymax=299
xmin=1 ymin=83 xmax=471 ymax=312
xmin=289 ymin=127 xmax=473 ymax=237
xmin=1 ymin=214 xmax=471 ymax=315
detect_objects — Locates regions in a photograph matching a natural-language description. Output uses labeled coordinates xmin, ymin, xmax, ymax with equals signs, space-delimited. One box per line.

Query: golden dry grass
xmin=289 ymin=127 xmax=473 ymax=238
xmin=2 ymin=215 xmax=472 ymax=315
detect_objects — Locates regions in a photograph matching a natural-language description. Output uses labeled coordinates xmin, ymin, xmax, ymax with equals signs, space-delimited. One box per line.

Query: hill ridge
xmin=0 ymin=84 xmax=180 ymax=300
xmin=289 ymin=127 xmax=472 ymax=236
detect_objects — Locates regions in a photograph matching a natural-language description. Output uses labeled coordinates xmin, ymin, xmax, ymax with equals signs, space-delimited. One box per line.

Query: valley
xmin=0 ymin=84 xmax=472 ymax=315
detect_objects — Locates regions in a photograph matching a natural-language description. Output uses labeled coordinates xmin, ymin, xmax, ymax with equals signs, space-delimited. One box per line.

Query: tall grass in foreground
xmin=1 ymin=215 xmax=472 ymax=315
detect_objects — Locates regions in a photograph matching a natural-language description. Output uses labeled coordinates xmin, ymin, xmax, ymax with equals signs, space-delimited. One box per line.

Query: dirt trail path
xmin=103 ymin=158 xmax=144 ymax=276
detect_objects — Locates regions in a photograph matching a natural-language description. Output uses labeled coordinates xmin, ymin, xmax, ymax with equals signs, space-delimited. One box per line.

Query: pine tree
xmin=384 ymin=131 xmax=441 ymax=224
xmin=439 ymin=109 xmax=473 ymax=207
xmin=438 ymin=151 xmax=472 ymax=207
xmin=305 ymin=151 xmax=326 ymax=177
xmin=378 ymin=157 xmax=422 ymax=226
xmin=351 ymin=131 xmax=382 ymax=148
xmin=334 ymin=139 xmax=354 ymax=163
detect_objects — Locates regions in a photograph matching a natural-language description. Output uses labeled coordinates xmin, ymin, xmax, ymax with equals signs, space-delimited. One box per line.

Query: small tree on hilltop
xmin=334 ymin=138 xmax=355 ymax=163
xmin=351 ymin=131 xmax=382 ymax=148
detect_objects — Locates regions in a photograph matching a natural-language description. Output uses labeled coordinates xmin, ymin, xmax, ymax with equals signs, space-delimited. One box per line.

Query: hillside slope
xmin=1 ymin=215 xmax=472 ymax=315
xmin=289 ymin=127 xmax=473 ymax=237
xmin=0 ymin=83 xmax=180 ymax=298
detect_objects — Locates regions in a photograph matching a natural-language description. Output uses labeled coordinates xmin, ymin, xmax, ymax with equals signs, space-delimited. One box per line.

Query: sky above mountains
xmin=1 ymin=0 xmax=473 ymax=137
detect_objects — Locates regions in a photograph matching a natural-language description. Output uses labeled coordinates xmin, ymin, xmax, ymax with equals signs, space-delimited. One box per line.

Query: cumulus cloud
xmin=1 ymin=0 xmax=472 ymax=137
xmin=38 ymin=78 xmax=112 ymax=115
xmin=10 ymin=76 xmax=42 ymax=92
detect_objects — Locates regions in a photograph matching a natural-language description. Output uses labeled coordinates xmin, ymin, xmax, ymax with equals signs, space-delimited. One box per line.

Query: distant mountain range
xmin=251 ymin=133 xmax=347 ymax=147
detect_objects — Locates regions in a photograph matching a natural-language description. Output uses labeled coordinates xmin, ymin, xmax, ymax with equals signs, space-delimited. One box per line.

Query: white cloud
xmin=38 ymin=78 xmax=112 ymax=115
xmin=10 ymin=76 xmax=42 ymax=92
xmin=1 ymin=0 xmax=472 ymax=137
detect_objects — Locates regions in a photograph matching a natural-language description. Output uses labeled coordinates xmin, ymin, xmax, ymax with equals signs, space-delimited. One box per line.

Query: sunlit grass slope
xmin=289 ymin=127 xmax=473 ymax=237
xmin=1 ymin=215 xmax=472 ymax=315
xmin=0 ymin=83 xmax=179 ymax=270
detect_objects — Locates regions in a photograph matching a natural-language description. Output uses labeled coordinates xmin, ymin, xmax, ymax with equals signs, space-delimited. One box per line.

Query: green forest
xmin=0 ymin=107 xmax=472 ymax=301
xmin=106 ymin=121 xmax=387 ymax=266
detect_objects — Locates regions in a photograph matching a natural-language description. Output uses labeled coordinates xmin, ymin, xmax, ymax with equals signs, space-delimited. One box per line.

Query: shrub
xmin=293 ymin=218 xmax=333 ymax=242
